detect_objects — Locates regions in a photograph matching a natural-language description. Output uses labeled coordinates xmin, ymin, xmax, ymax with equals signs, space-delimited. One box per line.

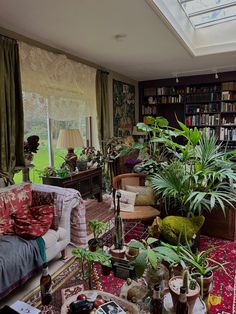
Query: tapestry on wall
xmin=113 ymin=80 xmax=135 ymax=137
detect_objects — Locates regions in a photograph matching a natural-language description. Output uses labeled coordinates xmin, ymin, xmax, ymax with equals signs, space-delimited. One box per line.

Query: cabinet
xmin=42 ymin=167 xmax=103 ymax=202
xmin=139 ymin=73 xmax=236 ymax=146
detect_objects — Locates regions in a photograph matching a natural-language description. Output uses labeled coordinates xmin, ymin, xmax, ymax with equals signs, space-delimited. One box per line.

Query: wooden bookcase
xmin=139 ymin=72 xmax=236 ymax=240
xmin=139 ymin=72 xmax=236 ymax=145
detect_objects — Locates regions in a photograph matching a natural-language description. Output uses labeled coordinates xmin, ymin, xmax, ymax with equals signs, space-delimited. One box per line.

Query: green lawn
xmin=14 ymin=146 xmax=82 ymax=184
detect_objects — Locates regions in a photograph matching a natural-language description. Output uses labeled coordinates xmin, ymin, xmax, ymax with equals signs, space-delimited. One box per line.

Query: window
xmin=179 ymin=0 xmax=236 ymax=28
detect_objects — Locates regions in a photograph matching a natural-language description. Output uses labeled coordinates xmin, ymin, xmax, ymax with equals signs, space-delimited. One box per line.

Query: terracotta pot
xmin=169 ymin=276 xmax=200 ymax=314
xmin=125 ymin=247 xmax=139 ymax=261
xmin=194 ymin=271 xmax=213 ymax=297
xmin=88 ymin=238 xmax=99 ymax=252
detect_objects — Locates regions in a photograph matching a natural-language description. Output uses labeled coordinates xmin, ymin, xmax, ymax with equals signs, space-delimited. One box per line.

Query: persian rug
xmin=85 ymin=195 xmax=115 ymax=235
xmin=22 ymin=227 xmax=235 ymax=314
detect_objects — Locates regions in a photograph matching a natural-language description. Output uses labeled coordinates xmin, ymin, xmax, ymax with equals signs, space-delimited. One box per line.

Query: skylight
xmin=178 ymin=0 xmax=236 ymax=28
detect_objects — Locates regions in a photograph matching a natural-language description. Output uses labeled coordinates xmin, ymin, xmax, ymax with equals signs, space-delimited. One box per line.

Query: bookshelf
xmin=139 ymin=72 xmax=236 ymax=146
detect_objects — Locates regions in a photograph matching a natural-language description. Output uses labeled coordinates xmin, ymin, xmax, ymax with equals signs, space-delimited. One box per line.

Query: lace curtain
xmin=19 ymin=42 xmax=96 ymax=121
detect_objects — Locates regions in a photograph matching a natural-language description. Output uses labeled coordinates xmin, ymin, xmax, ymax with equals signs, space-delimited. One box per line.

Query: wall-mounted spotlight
xmin=215 ymin=72 xmax=219 ymax=79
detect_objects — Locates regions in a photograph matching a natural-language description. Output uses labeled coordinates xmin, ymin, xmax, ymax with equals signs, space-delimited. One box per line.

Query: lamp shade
xmin=56 ymin=129 xmax=84 ymax=149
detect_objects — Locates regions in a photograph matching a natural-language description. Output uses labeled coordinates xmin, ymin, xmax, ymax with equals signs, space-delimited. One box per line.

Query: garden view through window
xmin=14 ymin=95 xmax=89 ymax=184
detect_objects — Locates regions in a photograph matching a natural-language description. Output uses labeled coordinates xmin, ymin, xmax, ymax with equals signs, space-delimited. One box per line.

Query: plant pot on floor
xmin=169 ymin=276 xmax=200 ymax=314
xmin=88 ymin=238 xmax=99 ymax=252
xmin=192 ymin=271 xmax=213 ymax=297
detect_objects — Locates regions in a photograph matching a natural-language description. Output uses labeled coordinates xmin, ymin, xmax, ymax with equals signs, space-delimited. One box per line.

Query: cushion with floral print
xmin=32 ymin=190 xmax=59 ymax=230
xmin=0 ymin=195 xmax=14 ymax=235
xmin=1 ymin=183 xmax=32 ymax=215
xmin=13 ymin=204 xmax=54 ymax=239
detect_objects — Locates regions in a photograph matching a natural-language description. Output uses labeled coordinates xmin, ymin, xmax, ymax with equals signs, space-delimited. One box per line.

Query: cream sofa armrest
xmin=32 ymin=184 xmax=87 ymax=247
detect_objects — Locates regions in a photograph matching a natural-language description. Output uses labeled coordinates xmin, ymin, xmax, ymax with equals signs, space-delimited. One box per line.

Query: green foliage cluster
xmin=137 ymin=116 xmax=236 ymax=217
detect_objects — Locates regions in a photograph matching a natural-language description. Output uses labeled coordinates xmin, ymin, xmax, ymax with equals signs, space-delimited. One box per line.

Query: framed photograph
xmin=97 ymin=300 xmax=126 ymax=314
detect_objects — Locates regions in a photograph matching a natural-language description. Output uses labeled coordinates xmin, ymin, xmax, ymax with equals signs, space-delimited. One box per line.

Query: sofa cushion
xmin=13 ymin=204 xmax=53 ymax=239
xmin=42 ymin=229 xmax=59 ymax=249
xmin=32 ymin=190 xmax=59 ymax=230
xmin=0 ymin=195 xmax=14 ymax=235
xmin=2 ymin=183 xmax=32 ymax=215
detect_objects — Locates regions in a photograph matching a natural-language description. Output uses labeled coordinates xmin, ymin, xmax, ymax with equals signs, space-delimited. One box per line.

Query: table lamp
xmin=57 ymin=129 xmax=84 ymax=170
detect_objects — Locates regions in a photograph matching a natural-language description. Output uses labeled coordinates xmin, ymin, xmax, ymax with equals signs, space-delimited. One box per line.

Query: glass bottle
xmin=176 ymin=286 xmax=188 ymax=314
xmin=151 ymin=284 xmax=163 ymax=314
xmin=40 ymin=262 xmax=52 ymax=305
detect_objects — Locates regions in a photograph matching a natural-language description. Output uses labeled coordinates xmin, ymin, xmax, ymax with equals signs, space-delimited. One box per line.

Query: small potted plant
xmin=77 ymin=152 xmax=88 ymax=171
xmin=127 ymin=237 xmax=178 ymax=290
xmin=169 ymin=268 xmax=200 ymax=314
xmin=72 ymin=247 xmax=112 ymax=287
xmin=88 ymin=219 xmax=108 ymax=251
xmin=178 ymin=244 xmax=229 ymax=297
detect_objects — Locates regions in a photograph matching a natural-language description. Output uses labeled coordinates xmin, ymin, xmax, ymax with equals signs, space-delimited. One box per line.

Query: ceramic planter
xmin=88 ymin=238 xmax=99 ymax=252
xmin=193 ymin=271 xmax=213 ymax=297
xmin=77 ymin=160 xmax=87 ymax=171
xmin=169 ymin=276 xmax=200 ymax=314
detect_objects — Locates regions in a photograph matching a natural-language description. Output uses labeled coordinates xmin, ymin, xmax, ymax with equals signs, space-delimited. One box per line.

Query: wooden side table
xmin=42 ymin=167 xmax=103 ymax=202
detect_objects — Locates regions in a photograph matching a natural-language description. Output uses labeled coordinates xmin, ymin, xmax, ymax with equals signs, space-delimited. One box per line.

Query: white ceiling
xmin=0 ymin=0 xmax=236 ymax=81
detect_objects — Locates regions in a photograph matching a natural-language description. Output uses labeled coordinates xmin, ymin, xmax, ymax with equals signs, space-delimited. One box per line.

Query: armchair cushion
xmin=118 ymin=189 xmax=137 ymax=212
xmin=125 ymin=185 xmax=155 ymax=206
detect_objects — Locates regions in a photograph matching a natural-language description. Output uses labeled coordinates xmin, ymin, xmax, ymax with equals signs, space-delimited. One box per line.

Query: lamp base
xmin=66 ymin=148 xmax=77 ymax=171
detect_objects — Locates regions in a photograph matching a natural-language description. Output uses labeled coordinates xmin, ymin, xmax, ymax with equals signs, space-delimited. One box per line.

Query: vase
xmin=24 ymin=153 xmax=34 ymax=165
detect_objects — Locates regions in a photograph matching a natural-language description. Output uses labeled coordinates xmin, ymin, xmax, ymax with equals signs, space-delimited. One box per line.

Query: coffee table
xmin=22 ymin=257 xmax=138 ymax=314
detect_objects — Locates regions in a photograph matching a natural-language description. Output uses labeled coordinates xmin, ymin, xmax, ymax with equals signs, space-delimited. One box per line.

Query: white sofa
xmin=0 ymin=183 xmax=87 ymax=300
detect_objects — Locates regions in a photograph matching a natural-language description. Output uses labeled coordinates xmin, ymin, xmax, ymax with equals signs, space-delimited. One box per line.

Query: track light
xmin=215 ymin=72 xmax=219 ymax=79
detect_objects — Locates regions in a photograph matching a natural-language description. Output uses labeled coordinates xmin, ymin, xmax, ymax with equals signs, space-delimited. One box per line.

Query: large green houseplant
xmin=137 ymin=117 xmax=236 ymax=218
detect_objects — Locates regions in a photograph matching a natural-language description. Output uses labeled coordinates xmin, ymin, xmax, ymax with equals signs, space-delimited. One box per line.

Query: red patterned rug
xmin=85 ymin=195 xmax=115 ymax=235
xmin=22 ymin=224 xmax=235 ymax=314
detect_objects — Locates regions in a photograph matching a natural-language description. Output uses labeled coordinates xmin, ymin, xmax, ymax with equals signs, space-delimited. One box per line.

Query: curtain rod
xmin=0 ymin=26 xmax=108 ymax=72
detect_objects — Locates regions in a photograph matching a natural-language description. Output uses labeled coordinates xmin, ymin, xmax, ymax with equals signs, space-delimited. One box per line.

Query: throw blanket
xmin=32 ymin=184 xmax=87 ymax=247
xmin=0 ymin=235 xmax=43 ymax=298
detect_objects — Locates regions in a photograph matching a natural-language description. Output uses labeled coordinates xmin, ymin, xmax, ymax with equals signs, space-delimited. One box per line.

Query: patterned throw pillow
xmin=32 ymin=190 xmax=59 ymax=230
xmin=13 ymin=204 xmax=54 ymax=239
xmin=125 ymin=185 xmax=155 ymax=206
xmin=118 ymin=189 xmax=137 ymax=212
xmin=0 ymin=195 xmax=14 ymax=235
xmin=1 ymin=183 xmax=32 ymax=215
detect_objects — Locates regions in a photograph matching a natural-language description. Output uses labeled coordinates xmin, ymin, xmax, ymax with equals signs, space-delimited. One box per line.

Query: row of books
xmin=186 ymin=103 xmax=219 ymax=114
xmin=221 ymin=102 xmax=236 ymax=112
xmin=141 ymin=105 xmax=158 ymax=115
xmin=156 ymin=87 xmax=185 ymax=95
xmin=192 ymin=127 xmax=217 ymax=139
xmin=144 ymin=95 xmax=183 ymax=104
xmin=222 ymin=82 xmax=236 ymax=91
xmin=221 ymin=116 xmax=236 ymax=126
xmin=185 ymin=93 xmax=220 ymax=103
xmin=186 ymin=85 xmax=220 ymax=94
xmin=219 ymin=127 xmax=236 ymax=141
xmin=221 ymin=91 xmax=236 ymax=101
xmin=186 ymin=114 xmax=220 ymax=126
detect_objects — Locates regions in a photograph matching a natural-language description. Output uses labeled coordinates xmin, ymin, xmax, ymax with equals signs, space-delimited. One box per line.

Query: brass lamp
xmin=57 ymin=129 xmax=84 ymax=170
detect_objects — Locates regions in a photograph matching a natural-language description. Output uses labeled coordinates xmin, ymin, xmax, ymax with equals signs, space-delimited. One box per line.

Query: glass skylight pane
xmin=191 ymin=5 xmax=236 ymax=27
xmin=180 ymin=0 xmax=233 ymax=15
xmin=179 ymin=0 xmax=236 ymax=28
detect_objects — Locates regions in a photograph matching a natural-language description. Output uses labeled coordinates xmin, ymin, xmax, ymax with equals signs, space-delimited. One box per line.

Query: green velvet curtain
xmin=96 ymin=70 xmax=110 ymax=153
xmin=0 ymin=36 xmax=24 ymax=184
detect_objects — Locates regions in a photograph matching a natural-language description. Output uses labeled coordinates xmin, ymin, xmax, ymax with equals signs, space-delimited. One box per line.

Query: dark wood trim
xmin=139 ymin=71 xmax=236 ymax=88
